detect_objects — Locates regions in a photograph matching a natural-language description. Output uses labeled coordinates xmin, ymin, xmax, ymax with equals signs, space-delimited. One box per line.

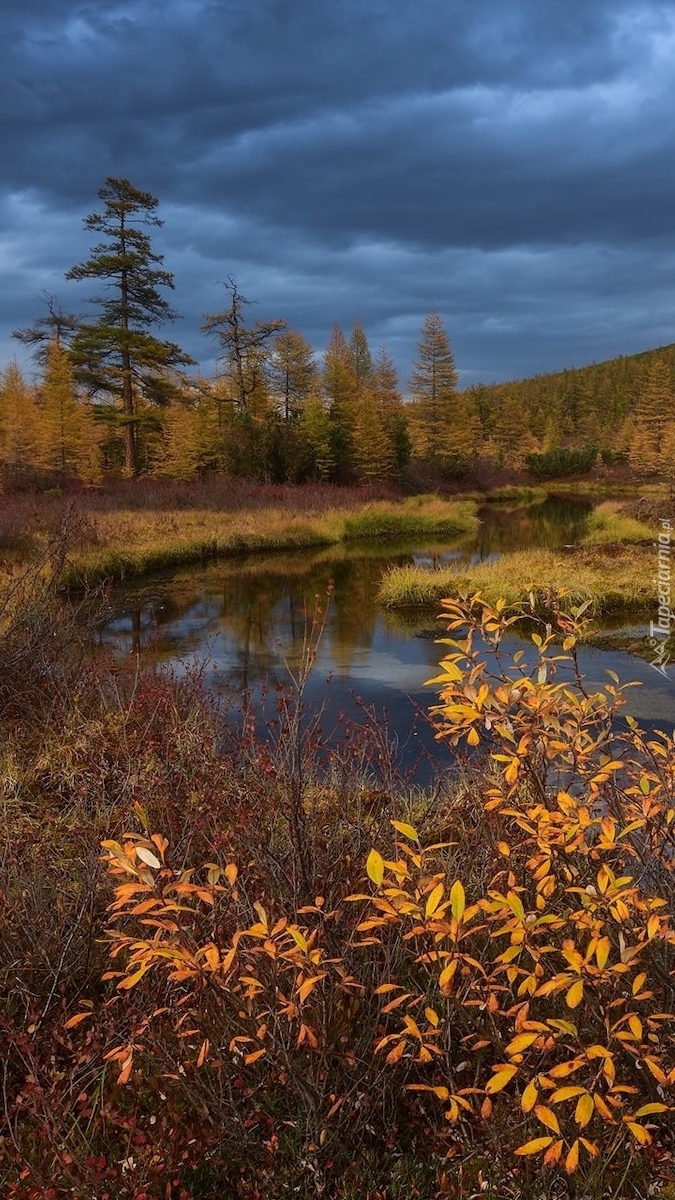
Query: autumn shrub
xmin=4 ymin=586 xmax=675 ymax=1198
xmin=65 ymin=595 xmax=675 ymax=1199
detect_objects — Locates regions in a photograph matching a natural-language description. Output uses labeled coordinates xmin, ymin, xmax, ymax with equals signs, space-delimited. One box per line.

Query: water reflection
xmin=99 ymin=498 xmax=675 ymax=773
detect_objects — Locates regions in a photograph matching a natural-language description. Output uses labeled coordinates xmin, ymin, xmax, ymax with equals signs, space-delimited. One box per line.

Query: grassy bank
xmin=59 ymin=494 xmax=478 ymax=586
xmin=378 ymin=542 xmax=657 ymax=614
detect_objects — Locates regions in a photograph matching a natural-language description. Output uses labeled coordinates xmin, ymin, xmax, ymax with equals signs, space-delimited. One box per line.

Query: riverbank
xmin=378 ymin=502 xmax=664 ymax=615
xmin=58 ymin=495 xmax=478 ymax=586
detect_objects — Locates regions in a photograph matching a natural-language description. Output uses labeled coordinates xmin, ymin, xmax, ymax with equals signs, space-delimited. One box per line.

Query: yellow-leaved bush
xmin=93 ymin=594 xmax=675 ymax=1190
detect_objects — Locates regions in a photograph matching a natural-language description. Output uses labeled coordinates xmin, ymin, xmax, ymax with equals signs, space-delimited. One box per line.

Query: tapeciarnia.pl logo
xmin=649 ymin=518 xmax=672 ymax=678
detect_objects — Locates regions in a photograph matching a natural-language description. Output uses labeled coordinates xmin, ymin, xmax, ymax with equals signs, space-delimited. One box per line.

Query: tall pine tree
xmin=66 ymin=177 xmax=193 ymax=476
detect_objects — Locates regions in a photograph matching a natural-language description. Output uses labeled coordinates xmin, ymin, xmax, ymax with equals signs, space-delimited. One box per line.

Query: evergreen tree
xmin=268 ymin=330 xmax=318 ymax=420
xmin=66 ymin=177 xmax=193 ymax=476
xmin=202 ymin=278 xmax=285 ymax=413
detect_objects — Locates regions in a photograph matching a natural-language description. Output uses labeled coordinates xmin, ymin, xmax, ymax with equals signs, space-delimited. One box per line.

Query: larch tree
xmin=408 ymin=311 xmax=459 ymax=460
xmin=629 ymin=358 xmax=675 ymax=474
xmin=66 ymin=177 xmax=193 ymax=476
xmin=268 ymin=330 xmax=318 ymax=420
xmin=202 ymin=278 xmax=285 ymax=415
xmin=371 ymin=346 xmax=411 ymax=474
xmin=0 ymin=361 xmax=44 ymax=479
xmin=38 ymin=341 xmax=102 ymax=481
xmin=13 ymin=293 xmax=80 ymax=366
xmin=348 ymin=317 xmax=373 ymax=388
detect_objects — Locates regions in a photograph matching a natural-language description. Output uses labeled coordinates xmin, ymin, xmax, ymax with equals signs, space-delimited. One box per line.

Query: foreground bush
xmin=2 ymin=586 xmax=675 ymax=1198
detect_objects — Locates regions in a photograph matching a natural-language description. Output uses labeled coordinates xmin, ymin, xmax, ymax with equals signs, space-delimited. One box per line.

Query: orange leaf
xmin=196 ymin=1039 xmax=209 ymax=1068
xmin=565 ymin=1140 xmax=579 ymax=1174
xmin=534 ymin=1105 xmax=560 ymax=1135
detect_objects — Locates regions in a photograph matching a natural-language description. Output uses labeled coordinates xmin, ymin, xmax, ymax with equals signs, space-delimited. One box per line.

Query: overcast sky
xmin=3 ymin=0 xmax=675 ymax=391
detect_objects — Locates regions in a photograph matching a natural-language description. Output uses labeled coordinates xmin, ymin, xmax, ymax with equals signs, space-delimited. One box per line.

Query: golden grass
xmin=581 ymin=500 xmax=657 ymax=545
xmin=61 ymin=497 xmax=479 ymax=586
xmin=377 ymin=543 xmax=656 ymax=615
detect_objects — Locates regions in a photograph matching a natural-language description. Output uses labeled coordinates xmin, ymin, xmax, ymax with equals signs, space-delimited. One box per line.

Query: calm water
xmin=99 ymin=498 xmax=675 ymax=774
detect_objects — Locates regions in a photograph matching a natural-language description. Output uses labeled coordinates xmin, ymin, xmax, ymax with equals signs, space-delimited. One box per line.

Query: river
xmin=98 ymin=496 xmax=675 ymax=775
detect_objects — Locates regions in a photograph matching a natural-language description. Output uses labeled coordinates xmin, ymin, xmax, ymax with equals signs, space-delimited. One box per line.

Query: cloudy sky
xmin=3 ymin=0 xmax=675 ymax=391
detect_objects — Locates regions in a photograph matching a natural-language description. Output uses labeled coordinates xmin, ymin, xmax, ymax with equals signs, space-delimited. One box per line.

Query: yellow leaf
xmin=450 ymin=880 xmax=465 ymax=922
xmin=625 ymin=1121 xmax=651 ymax=1145
xmin=390 ymin=820 xmax=419 ymax=842
xmin=565 ymin=1140 xmax=580 ymax=1174
xmin=550 ymin=1086 xmax=586 ymax=1103
xmin=634 ymin=1103 xmax=670 ymax=1116
xmin=644 ymin=1057 xmax=667 ymax=1084
xmin=439 ymin=960 xmax=458 ymax=992
xmin=485 ymin=1064 xmax=518 ymax=1095
xmin=514 ymin=1137 xmax=554 ymax=1156
xmin=289 ymin=927 xmax=309 ymax=953
xmin=628 ymin=1015 xmax=642 ymax=1039
xmin=467 ymin=727 xmax=480 ymax=746
xmin=574 ymin=1093 xmax=594 ymax=1129
xmin=506 ymin=1032 xmax=539 ymax=1057
xmin=425 ymin=882 xmax=444 ymax=919
xmin=366 ymin=849 xmax=385 ymax=886
xmin=595 ymin=937 xmax=611 ymax=970
xmin=534 ymin=1105 xmax=560 ymax=1135
xmin=117 ymin=964 xmax=151 ymax=990
xmin=497 ymin=841 xmax=510 ymax=857
xmin=425 ymin=1007 xmax=439 ymax=1027
xmin=225 ymin=863 xmax=238 ymax=887
xmin=566 ymin=979 xmax=584 ymax=1009
xmin=521 ymin=1080 xmax=539 ymax=1114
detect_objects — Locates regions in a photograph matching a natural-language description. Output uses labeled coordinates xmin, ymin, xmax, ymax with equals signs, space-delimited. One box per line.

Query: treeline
xmin=2 ymin=176 xmax=675 ymax=485
xmin=464 ymin=344 xmax=675 ymax=474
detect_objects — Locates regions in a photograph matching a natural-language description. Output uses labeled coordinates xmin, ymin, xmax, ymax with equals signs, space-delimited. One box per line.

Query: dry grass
xmin=378 ymin=543 xmax=656 ymax=614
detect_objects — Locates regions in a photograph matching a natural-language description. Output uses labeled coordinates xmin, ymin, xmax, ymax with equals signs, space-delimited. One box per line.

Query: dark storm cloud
xmin=3 ymin=0 xmax=675 ymax=386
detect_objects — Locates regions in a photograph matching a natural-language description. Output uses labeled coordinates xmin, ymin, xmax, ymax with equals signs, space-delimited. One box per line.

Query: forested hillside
xmin=3 ymin=176 xmax=675 ymax=486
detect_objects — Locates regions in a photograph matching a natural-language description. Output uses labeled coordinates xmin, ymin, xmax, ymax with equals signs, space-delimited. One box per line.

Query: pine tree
xmin=66 ymin=177 xmax=193 ymax=476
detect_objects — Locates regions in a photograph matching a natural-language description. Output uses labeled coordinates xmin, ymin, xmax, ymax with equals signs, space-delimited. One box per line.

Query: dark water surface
xmin=99 ymin=498 xmax=675 ymax=775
